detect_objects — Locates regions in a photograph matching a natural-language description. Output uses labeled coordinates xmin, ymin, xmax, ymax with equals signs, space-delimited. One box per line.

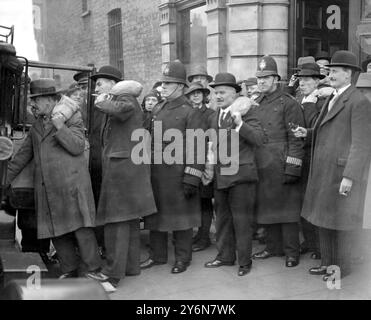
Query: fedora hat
xmin=90 ymin=65 xmax=122 ymax=82
xmin=187 ymin=65 xmax=213 ymax=83
xmin=362 ymin=55 xmax=371 ymax=72
xmin=73 ymin=71 xmax=89 ymax=84
xmin=256 ymin=56 xmax=281 ymax=80
xmin=29 ymin=78 xmax=63 ymax=98
xmin=210 ymin=73 xmax=241 ymax=92
xmin=244 ymin=77 xmax=258 ymax=86
xmin=296 ymin=63 xmax=326 ymax=79
xmin=160 ymin=60 xmax=188 ymax=86
xmin=184 ymin=82 xmax=210 ymax=96
xmin=356 ymin=72 xmax=371 ymax=88
xmin=326 ymin=50 xmax=361 ymax=71
xmin=292 ymin=56 xmax=315 ymax=71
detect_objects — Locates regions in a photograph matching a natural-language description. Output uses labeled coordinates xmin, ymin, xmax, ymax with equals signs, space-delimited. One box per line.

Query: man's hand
xmin=292 ymin=126 xmax=308 ymax=138
xmin=51 ymin=113 xmax=66 ymax=130
xmin=183 ymin=183 xmax=198 ymax=199
xmin=339 ymin=177 xmax=353 ymax=196
xmin=288 ymin=74 xmax=298 ymax=87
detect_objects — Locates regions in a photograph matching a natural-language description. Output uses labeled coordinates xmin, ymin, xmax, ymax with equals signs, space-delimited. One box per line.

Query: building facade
xmin=32 ymin=0 xmax=371 ymax=90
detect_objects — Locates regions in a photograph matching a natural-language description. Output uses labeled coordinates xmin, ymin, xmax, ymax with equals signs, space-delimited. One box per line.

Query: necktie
xmin=327 ymin=92 xmax=339 ymax=113
xmin=219 ymin=110 xmax=226 ymax=127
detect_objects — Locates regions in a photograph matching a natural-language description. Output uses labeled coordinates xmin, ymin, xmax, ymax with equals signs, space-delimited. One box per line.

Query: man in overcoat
xmin=88 ymin=66 xmax=157 ymax=290
xmin=141 ymin=60 xmax=203 ymax=274
xmin=203 ymin=73 xmax=265 ymax=276
xmin=296 ymin=51 xmax=371 ymax=280
xmin=252 ymin=56 xmax=305 ymax=267
xmin=7 ymin=79 xmax=104 ymax=280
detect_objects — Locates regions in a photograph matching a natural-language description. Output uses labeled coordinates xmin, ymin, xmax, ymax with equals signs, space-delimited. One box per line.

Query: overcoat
xmin=95 ymin=94 xmax=157 ymax=225
xmin=7 ymin=112 xmax=96 ymax=239
xmin=144 ymin=95 xmax=203 ymax=232
xmin=254 ymin=89 xmax=305 ymax=224
xmin=302 ymin=86 xmax=371 ymax=230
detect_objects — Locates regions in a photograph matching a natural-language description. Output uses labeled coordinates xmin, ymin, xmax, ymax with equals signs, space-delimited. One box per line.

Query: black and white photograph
xmin=0 ymin=0 xmax=371 ymax=306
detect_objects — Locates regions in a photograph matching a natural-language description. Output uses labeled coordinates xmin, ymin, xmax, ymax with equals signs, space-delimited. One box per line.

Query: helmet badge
xmin=259 ymin=59 xmax=266 ymax=71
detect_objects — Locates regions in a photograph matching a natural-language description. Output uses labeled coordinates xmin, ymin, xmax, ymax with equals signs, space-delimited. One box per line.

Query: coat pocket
xmin=107 ymin=150 xmax=130 ymax=159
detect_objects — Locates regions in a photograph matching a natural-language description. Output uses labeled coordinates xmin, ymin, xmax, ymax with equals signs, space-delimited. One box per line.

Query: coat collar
xmin=165 ymin=95 xmax=191 ymax=110
xmin=259 ymin=88 xmax=282 ymax=104
xmin=33 ymin=118 xmax=56 ymax=140
xmin=319 ymin=85 xmax=355 ymax=127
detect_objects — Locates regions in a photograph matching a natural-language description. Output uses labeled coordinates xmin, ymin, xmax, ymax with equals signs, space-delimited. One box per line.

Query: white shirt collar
xmin=334 ymin=84 xmax=351 ymax=97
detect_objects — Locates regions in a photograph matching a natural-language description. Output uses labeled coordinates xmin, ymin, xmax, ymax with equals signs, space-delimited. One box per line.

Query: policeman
xmin=252 ymin=56 xmax=305 ymax=268
xmin=141 ymin=60 xmax=203 ymax=274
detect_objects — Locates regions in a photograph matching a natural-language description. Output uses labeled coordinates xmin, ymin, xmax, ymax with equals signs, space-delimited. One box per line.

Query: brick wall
xmin=36 ymin=0 xmax=162 ymax=97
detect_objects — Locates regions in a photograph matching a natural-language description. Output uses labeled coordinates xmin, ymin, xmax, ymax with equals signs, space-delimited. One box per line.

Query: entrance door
xmin=296 ymin=0 xmax=349 ymax=60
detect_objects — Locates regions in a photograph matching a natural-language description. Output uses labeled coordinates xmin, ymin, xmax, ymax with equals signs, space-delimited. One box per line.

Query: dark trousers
xmin=265 ymin=223 xmax=300 ymax=257
xmin=194 ymin=198 xmax=213 ymax=244
xmin=318 ymin=227 xmax=355 ymax=277
xmin=150 ymin=229 xmax=193 ymax=264
xmin=301 ymin=217 xmax=320 ymax=253
xmin=214 ymin=183 xmax=255 ymax=267
xmin=53 ymin=227 xmax=102 ymax=274
xmin=102 ymin=219 xmax=140 ymax=279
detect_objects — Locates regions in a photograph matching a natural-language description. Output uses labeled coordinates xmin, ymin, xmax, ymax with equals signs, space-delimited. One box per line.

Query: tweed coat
xmin=254 ymin=89 xmax=306 ymax=224
xmin=302 ymin=86 xmax=371 ymax=230
xmin=95 ymin=94 xmax=157 ymax=225
xmin=7 ymin=112 xmax=96 ymax=239
xmin=144 ymin=95 xmax=203 ymax=231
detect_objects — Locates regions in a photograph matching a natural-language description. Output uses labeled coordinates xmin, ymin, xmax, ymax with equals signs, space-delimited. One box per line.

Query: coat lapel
xmin=320 ymin=86 xmax=354 ymax=127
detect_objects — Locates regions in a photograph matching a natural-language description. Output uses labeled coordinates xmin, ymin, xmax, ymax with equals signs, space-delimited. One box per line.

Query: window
xmin=177 ymin=4 xmax=207 ymax=70
xmin=108 ymin=9 xmax=124 ymax=75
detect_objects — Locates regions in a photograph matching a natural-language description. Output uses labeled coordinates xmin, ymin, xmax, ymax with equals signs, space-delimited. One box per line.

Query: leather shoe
xmin=140 ymin=258 xmax=166 ymax=269
xmin=238 ymin=264 xmax=252 ymax=276
xmin=171 ymin=261 xmax=190 ymax=274
xmin=286 ymin=256 xmax=299 ymax=267
xmin=309 ymin=266 xmax=328 ymax=275
xmin=252 ymin=250 xmax=283 ymax=260
xmin=204 ymin=259 xmax=235 ymax=268
xmin=311 ymin=252 xmax=321 ymax=260
xmin=192 ymin=241 xmax=211 ymax=252
xmin=59 ymin=269 xmax=79 ymax=279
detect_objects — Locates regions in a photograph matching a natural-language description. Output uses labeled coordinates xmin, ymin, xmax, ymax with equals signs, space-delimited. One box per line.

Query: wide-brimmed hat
xmin=292 ymin=56 xmax=315 ymax=71
xmin=90 ymin=65 xmax=122 ymax=82
xmin=29 ymin=78 xmax=63 ymax=98
xmin=256 ymin=56 xmax=281 ymax=80
xmin=326 ymin=50 xmax=361 ymax=71
xmin=362 ymin=55 xmax=371 ymax=72
xmin=160 ymin=60 xmax=188 ymax=86
xmin=356 ymin=72 xmax=371 ymax=88
xmin=315 ymin=51 xmax=331 ymax=62
xmin=187 ymin=65 xmax=213 ymax=83
xmin=296 ymin=63 xmax=326 ymax=79
xmin=184 ymin=82 xmax=210 ymax=96
xmin=73 ymin=71 xmax=89 ymax=84
xmin=244 ymin=77 xmax=258 ymax=86
xmin=210 ymin=73 xmax=241 ymax=93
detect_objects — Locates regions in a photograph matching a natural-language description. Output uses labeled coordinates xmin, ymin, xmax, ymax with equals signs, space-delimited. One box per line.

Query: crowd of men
xmin=6 ymin=49 xmax=371 ymax=293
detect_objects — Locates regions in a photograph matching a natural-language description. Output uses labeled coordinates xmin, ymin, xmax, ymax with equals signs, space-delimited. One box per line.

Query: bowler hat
xmin=160 ymin=60 xmax=188 ymax=86
xmin=210 ymin=73 xmax=241 ymax=93
xmin=187 ymin=65 xmax=213 ymax=83
xmin=296 ymin=63 xmax=325 ymax=79
xmin=315 ymin=51 xmax=331 ymax=62
xmin=256 ymin=56 xmax=281 ymax=80
xmin=361 ymin=55 xmax=371 ymax=72
xmin=90 ymin=65 xmax=122 ymax=82
xmin=29 ymin=78 xmax=63 ymax=98
xmin=326 ymin=50 xmax=361 ymax=71
xmin=244 ymin=77 xmax=258 ymax=86
xmin=292 ymin=56 xmax=315 ymax=71
xmin=184 ymin=82 xmax=210 ymax=96
xmin=73 ymin=71 xmax=89 ymax=84
xmin=356 ymin=72 xmax=371 ymax=88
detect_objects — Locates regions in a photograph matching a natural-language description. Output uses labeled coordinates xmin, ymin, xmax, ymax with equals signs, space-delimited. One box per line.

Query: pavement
xmin=109 ymin=230 xmax=371 ymax=300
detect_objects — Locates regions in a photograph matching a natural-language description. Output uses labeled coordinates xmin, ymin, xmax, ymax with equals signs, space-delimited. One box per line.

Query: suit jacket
xmin=207 ymin=106 xmax=265 ymax=190
xmin=302 ymin=86 xmax=371 ymax=230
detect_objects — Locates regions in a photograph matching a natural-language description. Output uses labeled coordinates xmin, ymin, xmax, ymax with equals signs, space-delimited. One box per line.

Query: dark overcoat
xmin=7 ymin=112 xmax=96 ymax=239
xmin=95 ymin=94 xmax=157 ymax=225
xmin=302 ymin=86 xmax=371 ymax=230
xmin=254 ymin=89 xmax=305 ymax=224
xmin=144 ymin=95 xmax=203 ymax=232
